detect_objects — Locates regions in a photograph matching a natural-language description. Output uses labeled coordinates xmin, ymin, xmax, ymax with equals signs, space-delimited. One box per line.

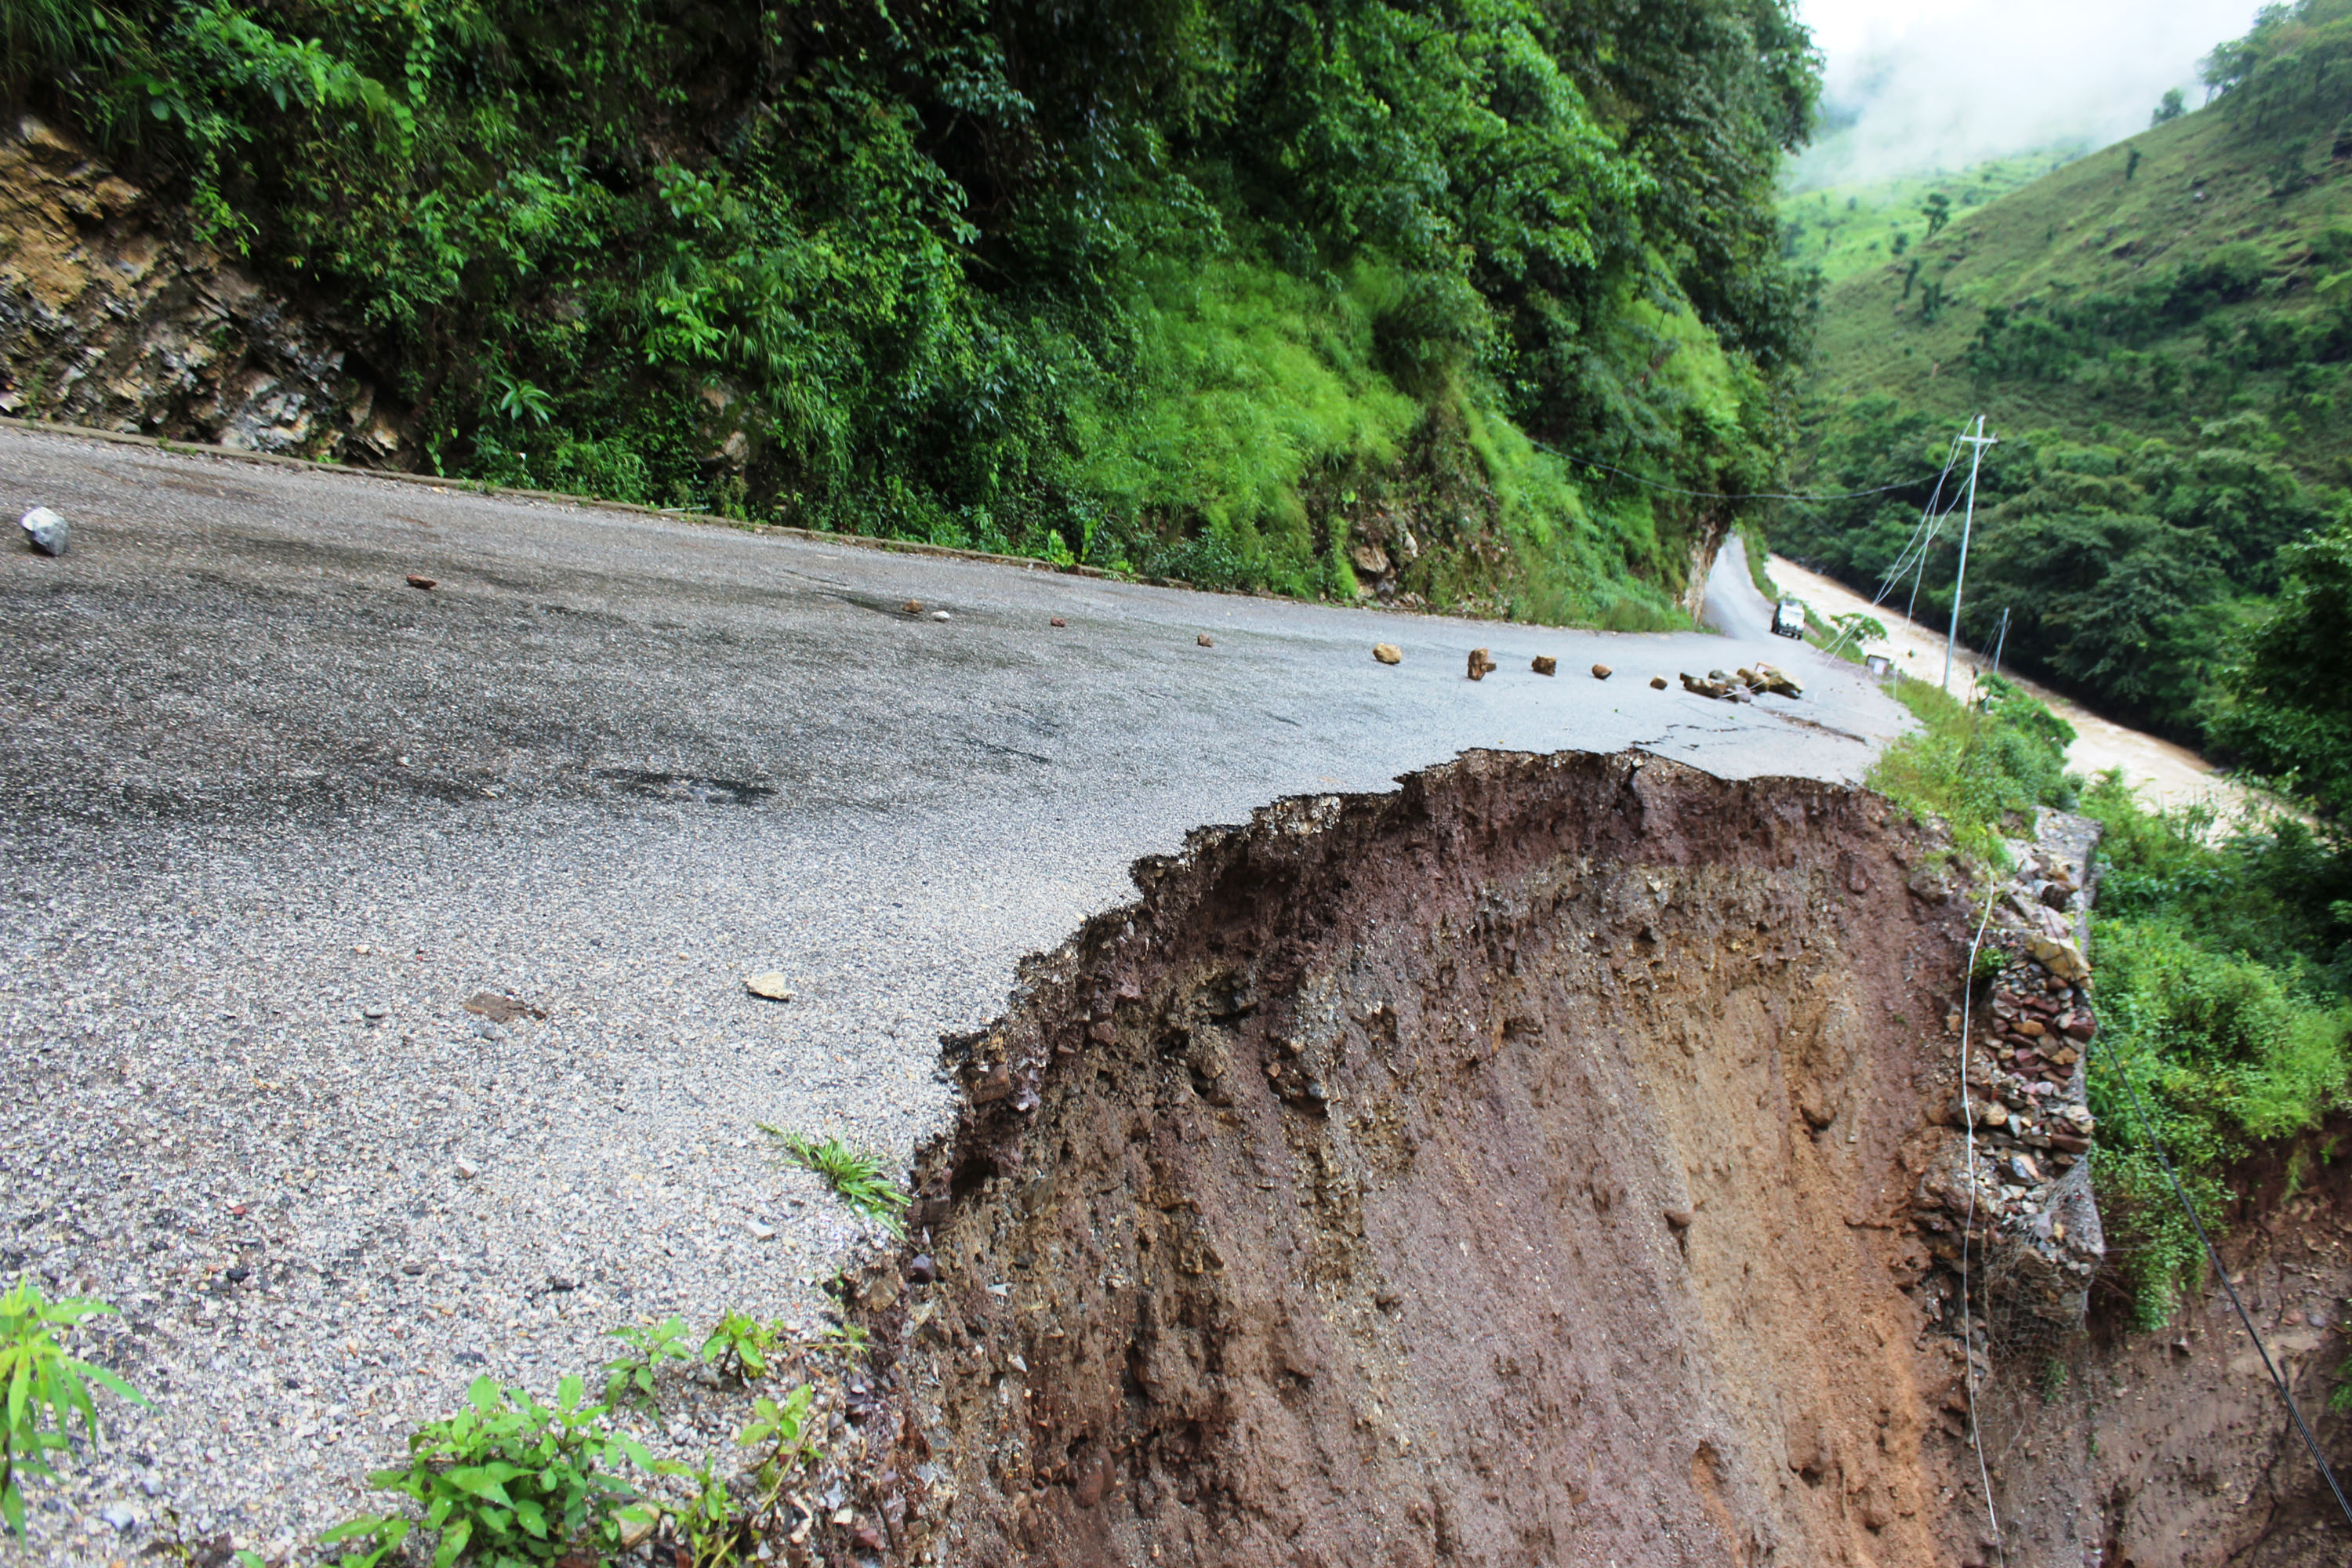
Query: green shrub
xmin=350 ymin=1374 xmax=654 ymax=1568
xmin=13 ymin=0 xmax=1820 ymax=620
xmin=2078 ymin=777 xmax=2352 ymax=1325
xmin=1867 ymin=674 xmax=2078 ymax=864
xmin=2085 ymin=919 xmax=2351 ymax=1325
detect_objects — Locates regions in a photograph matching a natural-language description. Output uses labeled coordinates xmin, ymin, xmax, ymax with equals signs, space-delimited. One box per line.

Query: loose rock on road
xmin=0 ymin=424 xmax=1907 ymax=1559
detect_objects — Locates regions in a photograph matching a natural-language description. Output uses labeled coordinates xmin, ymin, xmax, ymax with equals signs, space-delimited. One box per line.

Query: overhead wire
xmin=1955 ymin=880 xmax=2009 ymax=1568
xmin=1534 ymin=445 xmax=1944 ymax=504
xmin=1810 ymin=427 xmax=1977 ymax=666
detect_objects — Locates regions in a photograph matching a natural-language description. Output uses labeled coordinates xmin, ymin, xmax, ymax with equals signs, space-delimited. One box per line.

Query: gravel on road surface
xmin=0 ymin=426 xmax=1907 ymax=1563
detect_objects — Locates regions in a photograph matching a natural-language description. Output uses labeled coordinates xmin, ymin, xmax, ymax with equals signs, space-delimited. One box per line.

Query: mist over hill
xmin=1789 ymin=0 xmax=2251 ymax=191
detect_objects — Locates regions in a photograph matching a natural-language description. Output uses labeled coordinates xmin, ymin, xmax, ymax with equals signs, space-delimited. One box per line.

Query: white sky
xmin=1792 ymin=0 xmax=2262 ymax=183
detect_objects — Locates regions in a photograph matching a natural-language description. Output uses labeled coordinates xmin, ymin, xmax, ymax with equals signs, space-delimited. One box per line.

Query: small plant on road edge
xmin=340 ymin=1374 xmax=653 ymax=1568
xmin=649 ymin=1385 xmax=822 ymax=1568
xmin=1 ymin=1280 xmax=147 ymax=1537
xmin=602 ymin=1316 xmax=695 ymax=1408
xmin=760 ymin=1128 xmax=909 ymax=1235
xmin=702 ymin=1310 xmax=779 ymax=1385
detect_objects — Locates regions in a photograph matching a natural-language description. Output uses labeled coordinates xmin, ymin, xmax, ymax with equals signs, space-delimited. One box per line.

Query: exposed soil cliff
xmin=840 ymin=750 xmax=2012 ymax=1566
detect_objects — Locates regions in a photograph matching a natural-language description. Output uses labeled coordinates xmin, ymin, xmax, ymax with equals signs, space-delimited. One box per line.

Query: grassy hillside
xmin=0 ymin=0 xmax=1821 ymax=629
xmin=1778 ymin=146 xmax=2093 ymax=288
xmin=1777 ymin=0 xmax=2352 ymax=747
xmin=1803 ymin=100 xmax=2352 ymax=474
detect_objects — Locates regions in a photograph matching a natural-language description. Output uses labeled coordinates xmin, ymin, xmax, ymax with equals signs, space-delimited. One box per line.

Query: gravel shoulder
xmin=0 ymin=427 xmax=1904 ymax=1564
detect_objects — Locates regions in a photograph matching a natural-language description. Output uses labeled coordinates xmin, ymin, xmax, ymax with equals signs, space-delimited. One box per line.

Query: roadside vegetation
xmin=764 ymin=1130 xmax=911 ymax=1236
xmin=1 ymin=1280 xmax=146 ymax=1538
xmin=2 ymin=1272 xmax=870 ymax=1564
xmin=1869 ymin=518 xmax=2352 ymax=1325
xmin=1 ymin=0 xmax=1822 ymax=624
xmin=316 ymin=1305 xmax=851 ymax=1568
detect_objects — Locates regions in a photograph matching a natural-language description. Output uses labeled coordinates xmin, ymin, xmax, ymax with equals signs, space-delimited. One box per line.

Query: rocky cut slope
xmin=0 ymin=115 xmax=399 ymax=461
xmin=836 ymin=750 xmax=2027 ymax=1566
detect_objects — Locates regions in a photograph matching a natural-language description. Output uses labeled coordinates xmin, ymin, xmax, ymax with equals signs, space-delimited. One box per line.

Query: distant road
xmin=0 ymin=424 xmax=1904 ymax=1556
xmin=1766 ymin=553 xmax=2256 ymax=818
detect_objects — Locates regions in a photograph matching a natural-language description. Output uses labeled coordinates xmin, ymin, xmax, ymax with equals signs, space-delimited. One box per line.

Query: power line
xmin=1539 ymin=446 xmax=1941 ymax=503
xmin=1944 ymin=418 xmax=1999 ymax=692
xmin=1957 ymin=884 xmax=2009 ymax=1566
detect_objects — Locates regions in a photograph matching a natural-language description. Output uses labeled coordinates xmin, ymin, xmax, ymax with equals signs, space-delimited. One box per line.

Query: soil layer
xmin=850 ymin=750 xmax=1995 ymax=1566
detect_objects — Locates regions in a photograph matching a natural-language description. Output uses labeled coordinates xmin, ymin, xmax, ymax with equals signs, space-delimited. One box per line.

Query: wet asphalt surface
xmin=0 ymin=425 xmax=1907 ymax=1562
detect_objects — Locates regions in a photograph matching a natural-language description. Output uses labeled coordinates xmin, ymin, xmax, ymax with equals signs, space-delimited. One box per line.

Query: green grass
xmin=1 ymin=1282 xmax=146 ymax=1537
xmin=1779 ymin=143 xmax=2096 ymax=288
xmin=1866 ymin=673 xmax=2078 ymax=866
xmin=761 ymin=1129 xmax=909 ymax=1235
xmin=1735 ymin=524 xmax=1779 ymax=601
xmin=1069 ymin=256 xmax=1698 ymax=627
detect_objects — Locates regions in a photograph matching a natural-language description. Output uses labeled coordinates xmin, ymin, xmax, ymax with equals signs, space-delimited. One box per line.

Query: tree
xmin=1921 ymin=191 xmax=1952 ymax=239
xmin=2153 ymin=86 xmax=2187 ymax=124
xmin=2126 ymin=146 xmax=2143 ymax=181
xmin=2217 ymin=517 xmax=2352 ymax=816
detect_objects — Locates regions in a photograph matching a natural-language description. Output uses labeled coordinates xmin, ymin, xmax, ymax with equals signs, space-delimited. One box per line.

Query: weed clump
xmin=0 ymin=1282 xmax=147 ymax=1537
xmin=764 ymin=1128 xmax=911 ymax=1235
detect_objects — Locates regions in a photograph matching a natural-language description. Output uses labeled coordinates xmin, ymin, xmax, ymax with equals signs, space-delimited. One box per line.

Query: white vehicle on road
xmin=1772 ymin=599 xmax=1807 ymax=638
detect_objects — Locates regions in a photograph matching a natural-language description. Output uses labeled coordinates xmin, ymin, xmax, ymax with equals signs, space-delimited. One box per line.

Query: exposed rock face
xmin=853 ymin=750 xmax=2015 ymax=1566
xmin=0 ymin=114 xmax=401 ymax=461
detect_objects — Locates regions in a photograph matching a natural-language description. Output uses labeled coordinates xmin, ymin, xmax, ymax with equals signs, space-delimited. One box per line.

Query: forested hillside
xmin=1779 ymin=0 xmax=2352 ymax=746
xmin=0 ymin=0 xmax=1818 ymax=624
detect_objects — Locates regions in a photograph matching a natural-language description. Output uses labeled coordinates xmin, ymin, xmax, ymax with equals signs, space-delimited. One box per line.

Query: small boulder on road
xmin=19 ymin=506 xmax=67 ymax=555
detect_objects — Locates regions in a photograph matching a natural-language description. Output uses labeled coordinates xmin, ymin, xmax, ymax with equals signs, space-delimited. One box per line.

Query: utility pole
xmin=1944 ymin=416 xmax=1998 ymax=692
xmin=1989 ymin=606 xmax=2011 ymax=684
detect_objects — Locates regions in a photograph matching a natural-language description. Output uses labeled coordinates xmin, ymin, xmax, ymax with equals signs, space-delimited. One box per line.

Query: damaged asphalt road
xmin=0 ymin=424 xmax=1907 ymax=1558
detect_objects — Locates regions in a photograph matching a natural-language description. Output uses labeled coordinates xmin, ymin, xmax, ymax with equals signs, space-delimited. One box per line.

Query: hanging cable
xmin=1785 ymin=425 xmax=1976 ymax=665
xmin=1956 ymin=884 xmax=2008 ymax=1567
xmin=2095 ymin=1034 xmax=2352 ymax=1532
xmin=1533 ymin=445 xmax=1943 ymax=503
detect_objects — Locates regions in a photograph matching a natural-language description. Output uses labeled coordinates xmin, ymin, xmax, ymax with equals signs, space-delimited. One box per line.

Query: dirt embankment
xmin=839 ymin=750 xmax=2015 ymax=1566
